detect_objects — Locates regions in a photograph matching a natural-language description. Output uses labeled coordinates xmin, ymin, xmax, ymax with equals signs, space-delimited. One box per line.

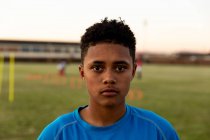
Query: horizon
xmin=0 ymin=38 xmax=209 ymax=55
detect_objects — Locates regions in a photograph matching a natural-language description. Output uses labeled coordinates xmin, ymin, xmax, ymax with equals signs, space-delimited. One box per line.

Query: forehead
xmin=84 ymin=43 xmax=132 ymax=64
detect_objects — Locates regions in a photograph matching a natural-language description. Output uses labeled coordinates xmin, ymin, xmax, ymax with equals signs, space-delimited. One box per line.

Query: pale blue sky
xmin=0 ymin=0 xmax=209 ymax=53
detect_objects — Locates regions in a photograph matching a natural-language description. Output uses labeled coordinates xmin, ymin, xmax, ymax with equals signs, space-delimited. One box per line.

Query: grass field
xmin=0 ymin=63 xmax=210 ymax=140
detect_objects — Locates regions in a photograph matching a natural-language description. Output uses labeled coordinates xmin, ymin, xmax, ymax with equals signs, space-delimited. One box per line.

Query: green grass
xmin=0 ymin=63 xmax=210 ymax=140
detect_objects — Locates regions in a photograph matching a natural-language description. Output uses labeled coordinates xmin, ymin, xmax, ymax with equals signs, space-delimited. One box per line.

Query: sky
xmin=0 ymin=0 xmax=209 ymax=54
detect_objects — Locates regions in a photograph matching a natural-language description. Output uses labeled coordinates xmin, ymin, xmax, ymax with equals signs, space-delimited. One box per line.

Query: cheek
xmin=118 ymin=74 xmax=132 ymax=89
xmin=121 ymin=80 xmax=131 ymax=90
xmin=85 ymin=79 xmax=94 ymax=87
xmin=118 ymin=74 xmax=129 ymax=81
xmin=84 ymin=75 xmax=100 ymax=91
xmin=118 ymin=73 xmax=133 ymax=83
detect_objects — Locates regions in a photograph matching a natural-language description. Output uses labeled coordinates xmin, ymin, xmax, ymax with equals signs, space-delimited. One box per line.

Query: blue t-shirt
xmin=38 ymin=105 xmax=179 ymax=140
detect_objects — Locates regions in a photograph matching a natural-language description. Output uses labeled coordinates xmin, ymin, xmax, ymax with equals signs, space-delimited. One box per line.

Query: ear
xmin=79 ymin=64 xmax=84 ymax=79
xmin=132 ymin=63 xmax=137 ymax=78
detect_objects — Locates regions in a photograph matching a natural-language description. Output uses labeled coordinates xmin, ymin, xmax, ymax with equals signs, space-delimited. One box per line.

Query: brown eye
xmin=92 ymin=65 xmax=104 ymax=72
xmin=115 ymin=65 xmax=127 ymax=72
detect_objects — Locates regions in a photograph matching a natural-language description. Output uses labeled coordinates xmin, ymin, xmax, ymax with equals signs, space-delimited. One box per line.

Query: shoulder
xmin=129 ymin=105 xmax=171 ymax=126
xmin=38 ymin=111 xmax=77 ymax=140
xmin=128 ymin=105 xmax=179 ymax=140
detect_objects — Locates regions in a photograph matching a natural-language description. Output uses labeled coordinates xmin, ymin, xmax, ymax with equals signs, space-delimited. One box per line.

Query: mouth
xmin=100 ymin=88 xmax=119 ymax=97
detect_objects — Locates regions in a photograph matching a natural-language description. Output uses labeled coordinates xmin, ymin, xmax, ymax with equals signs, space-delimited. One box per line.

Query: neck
xmin=80 ymin=103 xmax=126 ymax=127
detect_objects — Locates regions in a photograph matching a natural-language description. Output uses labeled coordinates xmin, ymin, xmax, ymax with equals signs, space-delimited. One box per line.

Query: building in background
xmin=0 ymin=40 xmax=80 ymax=62
xmin=1 ymin=39 xmax=209 ymax=65
xmin=137 ymin=52 xmax=210 ymax=65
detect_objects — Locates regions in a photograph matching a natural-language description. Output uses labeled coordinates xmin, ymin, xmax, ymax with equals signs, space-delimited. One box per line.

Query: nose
xmin=103 ymin=79 xmax=116 ymax=84
xmin=102 ymin=70 xmax=116 ymax=84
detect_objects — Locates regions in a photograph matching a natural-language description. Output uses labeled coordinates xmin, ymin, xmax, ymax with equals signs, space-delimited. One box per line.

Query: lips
xmin=100 ymin=88 xmax=119 ymax=97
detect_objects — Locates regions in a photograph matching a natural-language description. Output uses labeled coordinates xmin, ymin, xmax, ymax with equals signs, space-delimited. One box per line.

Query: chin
xmin=103 ymin=103 xmax=116 ymax=108
xmin=100 ymin=101 xmax=122 ymax=108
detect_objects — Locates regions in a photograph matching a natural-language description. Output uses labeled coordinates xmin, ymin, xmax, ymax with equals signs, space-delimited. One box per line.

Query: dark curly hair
xmin=80 ymin=17 xmax=136 ymax=64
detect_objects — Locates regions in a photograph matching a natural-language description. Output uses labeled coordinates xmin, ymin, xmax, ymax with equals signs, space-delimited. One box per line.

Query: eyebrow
xmin=91 ymin=61 xmax=105 ymax=64
xmin=91 ymin=61 xmax=129 ymax=65
xmin=113 ymin=61 xmax=129 ymax=65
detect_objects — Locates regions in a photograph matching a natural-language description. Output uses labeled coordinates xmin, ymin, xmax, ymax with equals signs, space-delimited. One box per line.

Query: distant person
xmin=57 ymin=60 xmax=66 ymax=76
xmin=136 ymin=55 xmax=143 ymax=79
xmin=38 ymin=18 xmax=179 ymax=140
